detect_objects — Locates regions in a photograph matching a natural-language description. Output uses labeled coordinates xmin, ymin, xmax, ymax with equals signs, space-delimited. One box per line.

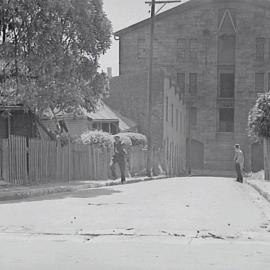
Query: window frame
xmin=255 ymin=72 xmax=265 ymax=93
xmin=189 ymin=73 xmax=197 ymax=96
xmin=256 ymin=37 xmax=265 ymax=61
xmin=137 ymin=38 xmax=147 ymax=59
xmin=219 ymin=72 xmax=235 ymax=98
xmin=218 ymin=107 xmax=234 ymax=132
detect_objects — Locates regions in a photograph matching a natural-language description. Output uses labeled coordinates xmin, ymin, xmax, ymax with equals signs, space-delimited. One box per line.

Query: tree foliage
xmin=0 ymin=0 xmax=112 ymax=116
xmin=78 ymin=130 xmax=114 ymax=148
xmin=248 ymin=92 xmax=270 ymax=139
xmin=115 ymin=132 xmax=147 ymax=147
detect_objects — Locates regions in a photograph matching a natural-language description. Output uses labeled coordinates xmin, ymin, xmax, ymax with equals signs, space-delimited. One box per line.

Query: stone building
xmin=110 ymin=0 xmax=270 ymax=174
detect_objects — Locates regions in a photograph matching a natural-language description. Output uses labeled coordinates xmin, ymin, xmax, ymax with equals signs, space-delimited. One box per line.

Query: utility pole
xmin=145 ymin=0 xmax=181 ymax=177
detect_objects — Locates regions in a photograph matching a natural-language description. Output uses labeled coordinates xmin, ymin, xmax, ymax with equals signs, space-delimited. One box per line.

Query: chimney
xmin=107 ymin=67 xmax=112 ymax=78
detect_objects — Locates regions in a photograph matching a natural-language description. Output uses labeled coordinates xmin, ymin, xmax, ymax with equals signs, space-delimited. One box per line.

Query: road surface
xmin=0 ymin=177 xmax=270 ymax=269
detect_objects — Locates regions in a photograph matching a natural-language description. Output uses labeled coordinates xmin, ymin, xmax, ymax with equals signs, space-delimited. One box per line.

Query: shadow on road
xmin=0 ymin=188 xmax=122 ymax=204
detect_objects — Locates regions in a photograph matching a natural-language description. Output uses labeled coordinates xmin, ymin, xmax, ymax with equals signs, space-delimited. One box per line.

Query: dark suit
xmin=111 ymin=141 xmax=126 ymax=182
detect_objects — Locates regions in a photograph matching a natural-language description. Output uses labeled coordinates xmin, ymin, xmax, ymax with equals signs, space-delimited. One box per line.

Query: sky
xmin=99 ymin=0 xmax=182 ymax=76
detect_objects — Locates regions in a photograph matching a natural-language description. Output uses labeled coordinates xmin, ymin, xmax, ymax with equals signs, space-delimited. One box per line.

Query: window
xmin=166 ymin=96 xmax=168 ymax=122
xmin=177 ymin=38 xmax=186 ymax=59
xmin=189 ymin=38 xmax=199 ymax=59
xmin=102 ymin=123 xmax=109 ymax=133
xmin=220 ymin=73 xmax=234 ymax=98
xmin=190 ymin=107 xmax=197 ymax=126
xmin=137 ymin=39 xmax=146 ymax=58
xmin=177 ymin=73 xmax=185 ymax=96
xmin=256 ymin=38 xmax=265 ymax=61
xmin=269 ymin=39 xmax=270 ymax=60
xmin=268 ymin=73 xmax=270 ymax=91
xmin=153 ymin=39 xmax=159 ymax=58
xmin=180 ymin=111 xmax=182 ymax=133
xmin=255 ymin=73 xmax=264 ymax=93
xmin=169 ymin=77 xmax=172 ymax=89
xmin=171 ymin=104 xmax=174 ymax=127
xmin=219 ymin=108 xmax=234 ymax=132
xmin=218 ymin=35 xmax=235 ymax=64
xmin=110 ymin=123 xmax=118 ymax=135
xmin=176 ymin=109 xmax=179 ymax=131
xmin=189 ymin=73 xmax=197 ymax=96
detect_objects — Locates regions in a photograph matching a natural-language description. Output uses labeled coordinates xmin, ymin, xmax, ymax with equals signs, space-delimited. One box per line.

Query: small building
xmin=40 ymin=103 xmax=137 ymax=138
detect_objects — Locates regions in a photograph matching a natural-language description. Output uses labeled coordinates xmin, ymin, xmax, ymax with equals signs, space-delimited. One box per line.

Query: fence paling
xmin=2 ymin=136 xmax=160 ymax=185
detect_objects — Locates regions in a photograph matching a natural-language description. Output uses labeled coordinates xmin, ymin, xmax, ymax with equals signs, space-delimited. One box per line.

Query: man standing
xmin=234 ymin=144 xmax=244 ymax=183
xmin=110 ymin=135 xmax=127 ymax=183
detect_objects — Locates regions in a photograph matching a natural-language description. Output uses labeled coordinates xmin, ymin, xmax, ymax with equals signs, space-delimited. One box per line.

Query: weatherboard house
xmin=107 ymin=0 xmax=270 ymax=174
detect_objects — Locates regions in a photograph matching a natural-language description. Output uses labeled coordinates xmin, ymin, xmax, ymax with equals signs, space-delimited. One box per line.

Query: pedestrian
xmin=110 ymin=135 xmax=127 ymax=183
xmin=234 ymin=144 xmax=244 ymax=183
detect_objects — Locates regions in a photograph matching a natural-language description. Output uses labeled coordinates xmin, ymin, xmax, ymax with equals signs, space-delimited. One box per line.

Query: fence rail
xmin=0 ymin=135 xmax=165 ymax=185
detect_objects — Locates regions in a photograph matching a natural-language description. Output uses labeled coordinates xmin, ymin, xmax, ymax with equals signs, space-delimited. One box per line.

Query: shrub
xmin=122 ymin=132 xmax=147 ymax=147
xmin=248 ymin=92 xmax=270 ymax=139
xmin=78 ymin=130 xmax=114 ymax=148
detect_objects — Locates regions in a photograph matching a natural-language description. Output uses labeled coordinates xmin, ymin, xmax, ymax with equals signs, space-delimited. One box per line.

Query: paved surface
xmin=247 ymin=179 xmax=270 ymax=203
xmin=0 ymin=177 xmax=270 ymax=269
xmin=0 ymin=176 xmax=165 ymax=201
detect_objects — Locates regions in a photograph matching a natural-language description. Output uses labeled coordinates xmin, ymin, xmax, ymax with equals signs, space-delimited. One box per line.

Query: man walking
xmin=110 ymin=135 xmax=127 ymax=183
xmin=234 ymin=144 xmax=244 ymax=183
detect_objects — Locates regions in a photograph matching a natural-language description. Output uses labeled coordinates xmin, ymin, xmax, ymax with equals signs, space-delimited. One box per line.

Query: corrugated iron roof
xmin=86 ymin=103 xmax=137 ymax=131
xmin=41 ymin=103 xmax=136 ymax=132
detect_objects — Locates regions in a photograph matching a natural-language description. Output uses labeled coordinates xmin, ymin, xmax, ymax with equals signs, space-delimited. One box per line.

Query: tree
xmin=248 ymin=92 xmax=270 ymax=180
xmin=0 ymin=0 xmax=112 ymax=118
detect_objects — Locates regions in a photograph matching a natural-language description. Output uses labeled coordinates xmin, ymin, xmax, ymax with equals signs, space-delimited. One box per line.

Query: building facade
xmin=108 ymin=70 xmax=186 ymax=176
xmin=113 ymin=0 xmax=270 ymax=173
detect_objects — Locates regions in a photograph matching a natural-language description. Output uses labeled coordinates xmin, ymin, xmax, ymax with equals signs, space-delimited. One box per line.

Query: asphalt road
xmin=0 ymin=177 xmax=270 ymax=269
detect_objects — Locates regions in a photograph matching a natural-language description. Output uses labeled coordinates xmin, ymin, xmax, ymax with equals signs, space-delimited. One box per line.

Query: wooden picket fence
xmin=0 ymin=135 xmax=114 ymax=184
xmin=0 ymin=135 xmax=167 ymax=185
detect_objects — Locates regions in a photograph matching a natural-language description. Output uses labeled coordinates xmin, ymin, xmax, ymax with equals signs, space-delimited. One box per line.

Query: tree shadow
xmin=0 ymin=187 xmax=122 ymax=204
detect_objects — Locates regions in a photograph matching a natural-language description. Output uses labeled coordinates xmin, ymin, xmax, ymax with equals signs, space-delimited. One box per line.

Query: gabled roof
xmin=41 ymin=102 xmax=137 ymax=132
xmin=114 ymin=0 xmax=191 ymax=36
xmin=87 ymin=103 xmax=137 ymax=131
xmin=114 ymin=0 xmax=270 ymax=37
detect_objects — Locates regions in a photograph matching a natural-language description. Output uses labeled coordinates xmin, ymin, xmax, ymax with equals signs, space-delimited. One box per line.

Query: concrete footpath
xmin=247 ymin=179 xmax=270 ymax=203
xmin=0 ymin=176 xmax=167 ymax=201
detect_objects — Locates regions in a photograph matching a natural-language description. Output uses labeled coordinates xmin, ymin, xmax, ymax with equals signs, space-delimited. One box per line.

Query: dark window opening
xmin=255 ymin=73 xmax=264 ymax=93
xmin=176 ymin=109 xmax=179 ymax=131
xmin=268 ymin=73 xmax=270 ymax=91
xmin=177 ymin=72 xmax=185 ymax=96
xmin=189 ymin=39 xmax=199 ymax=60
xmin=177 ymin=38 xmax=186 ymax=59
xmin=218 ymin=35 xmax=235 ymax=64
xmin=171 ymin=104 xmax=174 ymax=127
xmin=190 ymin=107 xmax=197 ymax=126
xmin=153 ymin=39 xmax=159 ymax=58
xmin=110 ymin=123 xmax=118 ymax=135
xmin=220 ymin=73 xmax=234 ymax=98
xmin=166 ymin=96 xmax=168 ymax=122
xmin=102 ymin=123 xmax=109 ymax=133
xmin=137 ymin=39 xmax=146 ymax=59
xmin=256 ymin=38 xmax=265 ymax=61
xmin=219 ymin=108 xmax=234 ymax=132
xmin=189 ymin=73 xmax=197 ymax=96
